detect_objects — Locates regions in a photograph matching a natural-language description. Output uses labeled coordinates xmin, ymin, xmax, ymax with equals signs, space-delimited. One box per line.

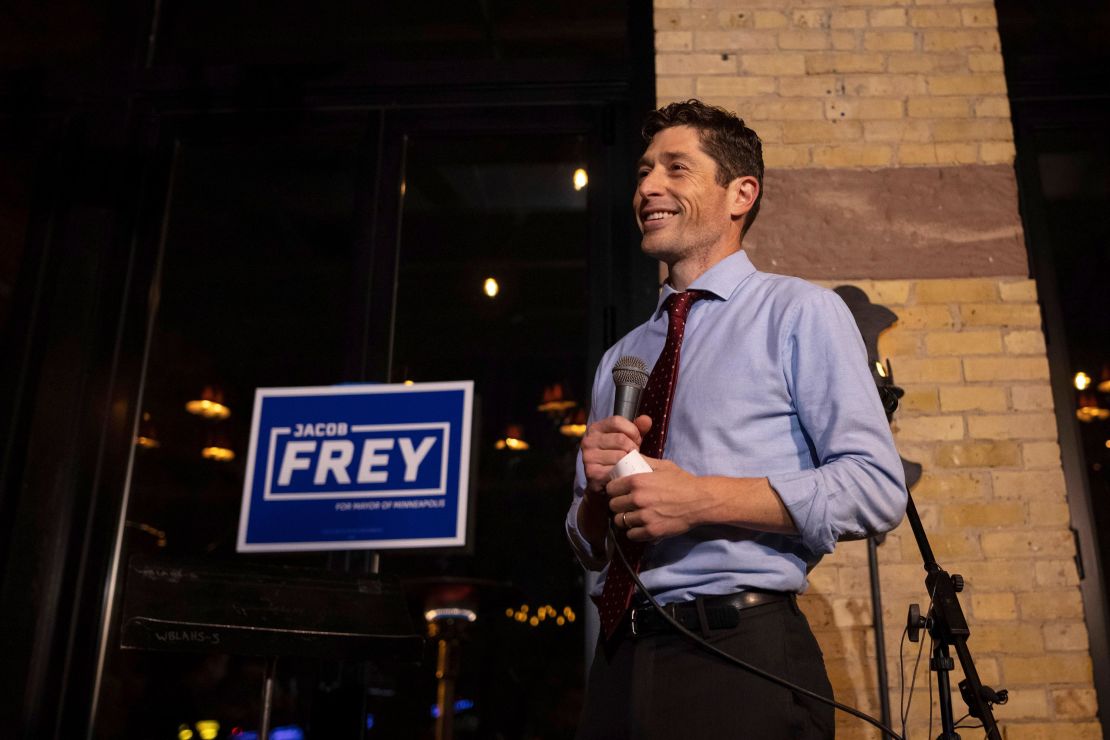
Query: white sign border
xmin=236 ymin=381 xmax=473 ymax=553
xmin=262 ymin=422 xmax=450 ymax=500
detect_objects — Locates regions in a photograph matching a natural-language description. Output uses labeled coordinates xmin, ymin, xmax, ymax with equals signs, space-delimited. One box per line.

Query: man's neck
xmin=667 ymin=243 xmax=743 ymax=291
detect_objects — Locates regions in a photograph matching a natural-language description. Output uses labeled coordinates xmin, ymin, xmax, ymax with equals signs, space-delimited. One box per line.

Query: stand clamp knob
xmin=952 ymin=574 xmax=964 ymax=592
xmin=906 ymin=603 xmax=927 ymax=643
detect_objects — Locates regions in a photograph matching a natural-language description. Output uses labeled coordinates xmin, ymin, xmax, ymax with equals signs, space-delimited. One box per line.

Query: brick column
xmin=654 ymin=2 xmax=1101 ymax=738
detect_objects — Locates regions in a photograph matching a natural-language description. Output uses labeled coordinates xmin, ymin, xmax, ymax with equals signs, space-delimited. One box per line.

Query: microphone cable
xmin=609 ymin=522 xmax=905 ymax=740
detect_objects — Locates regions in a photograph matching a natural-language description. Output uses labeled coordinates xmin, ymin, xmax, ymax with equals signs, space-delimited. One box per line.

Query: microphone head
xmin=612 ymin=355 xmax=649 ymax=390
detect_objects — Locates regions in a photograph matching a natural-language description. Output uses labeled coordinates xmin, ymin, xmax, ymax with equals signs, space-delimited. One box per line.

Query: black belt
xmin=629 ymin=590 xmax=792 ymax=637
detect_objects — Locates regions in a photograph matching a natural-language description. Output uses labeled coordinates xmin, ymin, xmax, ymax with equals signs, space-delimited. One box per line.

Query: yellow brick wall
xmin=806 ymin=278 xmax=1099 ymax=739
xmin=654 ymin=0 xmax=1016 ymax=168
xmin=649 ymin=3 xmax=1102 ymax=736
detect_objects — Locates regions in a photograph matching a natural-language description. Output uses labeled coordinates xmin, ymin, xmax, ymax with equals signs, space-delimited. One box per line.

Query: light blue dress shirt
xmin=566 ymin=249 xmax=907 ymax=604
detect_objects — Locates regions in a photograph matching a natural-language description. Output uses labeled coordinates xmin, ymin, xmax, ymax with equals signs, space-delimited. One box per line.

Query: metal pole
xmin=932 ymin=642 xmax=960 ymax=740
xmin=867 ymin=537 xmax=893 ymax=731
xmin=260 ymin=656 xmax=277 ymax=740
xmin=360 ymin=551 xmax=379 ymax=739
xmin=434 ymin=637 xmax=457 ymax=740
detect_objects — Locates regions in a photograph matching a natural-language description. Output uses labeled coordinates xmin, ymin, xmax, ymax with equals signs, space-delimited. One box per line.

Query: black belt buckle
xmin=629 ymin=602 xmax=674 ymax=636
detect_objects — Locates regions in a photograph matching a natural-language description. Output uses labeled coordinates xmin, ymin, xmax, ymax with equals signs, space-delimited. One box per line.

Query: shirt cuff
xmin=566 ymin=496 xmax=610 ymax=571
xmin=767 ymin=470 xmax=835 ymax=556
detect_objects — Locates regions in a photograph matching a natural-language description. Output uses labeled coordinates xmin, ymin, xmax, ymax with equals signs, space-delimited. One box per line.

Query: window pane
xmin=0 ymin=147 xmax=31 ymax=339
xmin=383 ymin=132 xmax=591 ymax=738
xmin=95 ymin=117 xmax=370 ymax=737
xmin=1033 ymin=124 xmax=1110 ymax=605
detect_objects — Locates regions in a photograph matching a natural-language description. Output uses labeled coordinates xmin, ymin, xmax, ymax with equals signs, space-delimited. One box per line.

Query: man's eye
xmin=670 ymin=163 xmax=686 ymax=171
xmin=637 ymin=169 xmax=650 ymax=179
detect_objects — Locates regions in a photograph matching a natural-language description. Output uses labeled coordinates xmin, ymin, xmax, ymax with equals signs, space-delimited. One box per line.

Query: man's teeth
xmin=645 ymin=212 xmax=676 ymax=222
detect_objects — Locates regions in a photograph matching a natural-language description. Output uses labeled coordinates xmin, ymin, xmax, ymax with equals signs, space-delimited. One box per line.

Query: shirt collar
xmin=654 ymin=249 xmax=758 ymax=318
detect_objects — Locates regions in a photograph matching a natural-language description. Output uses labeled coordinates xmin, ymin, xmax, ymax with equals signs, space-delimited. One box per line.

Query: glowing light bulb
xmin=483 ymin=277 xmax=499 ymax=298
xmin=573 ymin=168 xmax=588 ymax=191
xmin=201 ymin=446 xmax=235 ymax=462
xmin=1075 ymin=372 xmax=1092 ymax=391
xmin=1077 ymin=393 xmax=1109 ymax=422
xmin=185 ymin=398 xmax=231 ymax=420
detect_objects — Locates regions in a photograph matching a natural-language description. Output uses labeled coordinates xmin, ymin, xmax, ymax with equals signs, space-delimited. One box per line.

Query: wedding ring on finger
xmin=621 ymin=512 xmax=629 ymax=529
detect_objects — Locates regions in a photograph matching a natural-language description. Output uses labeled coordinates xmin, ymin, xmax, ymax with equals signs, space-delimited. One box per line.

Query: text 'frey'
xmin=276 ymin=436 xmax=437 ymax=487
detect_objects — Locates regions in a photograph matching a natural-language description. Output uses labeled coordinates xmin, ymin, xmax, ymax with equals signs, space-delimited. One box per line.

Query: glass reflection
xmin=384 ymin=133 xmax=590 ymax=738
xmin=96 ymin=120 xmax=367 ymax=737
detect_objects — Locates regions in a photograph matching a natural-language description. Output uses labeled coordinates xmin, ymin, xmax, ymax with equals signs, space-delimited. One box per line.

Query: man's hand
xmin=580 ymin=414 xmax=652 ymax=496
xmin=576 ymin=414 xmax=653 ymax=554
xmin=606 ymin=457 xmax=713 ymax=542
xmin=608 ymin=460 xmax=798 ymax=542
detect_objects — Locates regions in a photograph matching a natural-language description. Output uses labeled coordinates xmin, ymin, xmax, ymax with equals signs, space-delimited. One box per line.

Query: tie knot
xmin=664 ymin=290 xmax=707 ymax=323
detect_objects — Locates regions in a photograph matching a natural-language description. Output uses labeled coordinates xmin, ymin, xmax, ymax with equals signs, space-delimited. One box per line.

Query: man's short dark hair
xmin=642 ymin=99 xmax=764 ymax=237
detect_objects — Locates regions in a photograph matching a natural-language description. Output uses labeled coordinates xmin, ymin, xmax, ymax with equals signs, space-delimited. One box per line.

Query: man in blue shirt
xmin=567 ymin=100 xmax=907 ymax=739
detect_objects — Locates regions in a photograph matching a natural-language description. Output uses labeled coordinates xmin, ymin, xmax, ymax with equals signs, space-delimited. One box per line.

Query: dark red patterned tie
xmin=596 ymin=290 xmax=707 ymax=639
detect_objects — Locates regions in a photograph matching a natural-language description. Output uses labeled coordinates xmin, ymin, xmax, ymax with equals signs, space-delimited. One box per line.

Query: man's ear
xmin=728 ymin=175 xmax=760 ymax=220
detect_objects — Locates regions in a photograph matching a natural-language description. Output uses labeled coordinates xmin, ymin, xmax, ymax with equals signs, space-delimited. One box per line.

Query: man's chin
xmin=640 ymin=238 xmax=680 ymax=263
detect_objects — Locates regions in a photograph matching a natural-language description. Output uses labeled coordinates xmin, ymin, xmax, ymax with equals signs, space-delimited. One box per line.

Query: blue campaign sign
xmin=237 ymin=381 xmax=473 ymax=552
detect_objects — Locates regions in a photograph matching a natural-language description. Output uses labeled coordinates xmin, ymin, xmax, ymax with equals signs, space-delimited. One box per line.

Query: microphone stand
xmin=836 ymin=288 xmax=1008 ymax=739
xmin=878 ymin=370 xmax=1008 ymax=740
xmin=903 ymin=493 xmax=1007 ymax=739
xmin=867 ymin=535 xmax=892 ymax=730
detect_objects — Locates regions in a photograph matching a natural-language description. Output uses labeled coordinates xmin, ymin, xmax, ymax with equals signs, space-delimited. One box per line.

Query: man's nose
xmin=637 ymin=166 xmax=664 ymax=198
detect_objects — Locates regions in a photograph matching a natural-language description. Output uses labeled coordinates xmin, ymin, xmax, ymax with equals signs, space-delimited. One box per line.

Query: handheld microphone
xmin=611 ymin=355 xmax=649 ymax=420
xmin=610 ymin=356 xmax=653 ymax=480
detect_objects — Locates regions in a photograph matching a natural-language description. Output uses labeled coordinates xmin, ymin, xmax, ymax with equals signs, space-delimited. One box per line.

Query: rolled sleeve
xmin=767 ymin=469 xmax=832 ymax=554
xmin=772 ymin=290 xmax=907 ymax=556
xmin=565 ymin=362 xmax=611 ymax=571
xmin=566 ymin=466 xmax=610 ymax=571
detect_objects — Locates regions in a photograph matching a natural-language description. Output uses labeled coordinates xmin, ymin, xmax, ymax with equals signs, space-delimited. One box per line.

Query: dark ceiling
xmin=997 ymin=0 xmax=1110 ymax=100
xmin=0 ymin=0 xmax=632 ymax=70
